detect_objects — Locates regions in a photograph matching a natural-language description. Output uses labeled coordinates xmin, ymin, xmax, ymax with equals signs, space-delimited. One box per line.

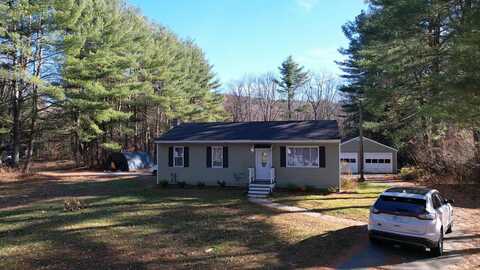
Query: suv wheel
xmin=369 ymin=235 xmax=380 ymax=245
xmin=446 ymin=223 xmax=453 ymax=234
xmin=431 ymin=230 xmax=443 ymax=257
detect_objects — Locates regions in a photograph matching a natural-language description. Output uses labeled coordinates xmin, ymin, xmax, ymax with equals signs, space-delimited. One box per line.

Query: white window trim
xmin=173 ymin=146 xmax=184 ymax=168
xmin=211 ymin=146 xmax=224 ymax=169
xmin=286 ymin=146 xmax=320 ymax=168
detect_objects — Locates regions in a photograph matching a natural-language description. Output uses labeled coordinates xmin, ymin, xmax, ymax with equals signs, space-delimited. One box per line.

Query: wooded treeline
xmin=224 ymin=60 xmax=342 ymax=124
xmin=1 ymin=0 xmax=479 ymax=181
xmin=339 ymin=0 xmax=480 ymax=181
xmin=0 ymin=0 xmax=224 ymax=171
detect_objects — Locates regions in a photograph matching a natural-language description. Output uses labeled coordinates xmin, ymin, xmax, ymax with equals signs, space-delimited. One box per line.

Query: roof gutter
xmin=154 ymin=139 xmax=341 ymax=144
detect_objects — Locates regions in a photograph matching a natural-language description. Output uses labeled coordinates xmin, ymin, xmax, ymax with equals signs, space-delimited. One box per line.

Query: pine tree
xmin=0 ymin=0 xmax=80 ymax=171
xmin=338 ymin=0 xmax=480 ymax=174
xmin=63 ymin=0 xmax=151 ymax=165
xmin=276 ymin=56 xmax=309 ymax=120
xmin=0 ymin=0 xmax=225 ymax=167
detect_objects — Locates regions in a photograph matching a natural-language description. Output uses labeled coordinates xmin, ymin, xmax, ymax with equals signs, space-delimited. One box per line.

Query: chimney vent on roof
xmin=170 ymin=118 xmax=181 ymax=129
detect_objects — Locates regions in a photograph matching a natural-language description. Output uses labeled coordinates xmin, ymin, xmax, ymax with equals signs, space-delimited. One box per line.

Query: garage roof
xmin=341 ymin=136 xmax=398 ymax=152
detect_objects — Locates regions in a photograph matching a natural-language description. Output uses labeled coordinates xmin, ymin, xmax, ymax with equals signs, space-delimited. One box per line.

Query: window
xmin=372 ymin=159 xmax=378 ymax=163
xmin=260 ymin=151 xmax=269 ymax=167
xmin=366 ymin=159 xmax=372 ymax=163
xmin=384 ymin=159 xmax=391 ymax=164
xmin=349 ymin=159 xmax=356 ymax=163
xmin=374 ymin=195 xmax=426 ymax=215
xmin=378 ymin=159 xmax=385 ymax=163
xmin=432 ymin=194 xmax=443 ymax=209
xmin=287 ymin=147 xmax=319 ymax=168
xmin=173 ymin=146 xmax=184 ymax=167
xmin=212 ymin=146 xmax=223 ymax=168
xmin=436 ymin=193 xmax=445 ymax=205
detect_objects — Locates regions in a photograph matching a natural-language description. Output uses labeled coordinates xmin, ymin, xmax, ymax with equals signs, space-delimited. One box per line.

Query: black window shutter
xmin=319 ymin=146 xmax=326 ymax=168
xmin=206 ymin=146 xmax=212 ymax=168
xmin=184 ymin=147 xmax=189 ymax=167
xmin=280 ymin=146 xmax=286 ymax=167
xmin=168 ymin=147 xmax=173 ymax=167
xmin=223 ymin=146 xmax=228 ymax=168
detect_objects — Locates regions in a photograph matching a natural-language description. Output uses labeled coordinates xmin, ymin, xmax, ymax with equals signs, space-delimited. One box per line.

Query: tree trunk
xmin=287 ymin=90 xmax=292 ymax=120
xmin=73 ymin=114 xmax=81 ymax=167
xmin=358 ymin=101 xmax=365 ymax=182
xmin=11 ymin=79 xmax=21 ymax=167
xmin=23 ymin=27 xmax=43 ymax=173
xmin=23 ymin=85 xmax=38 ymax=173
xmin=474 ymin=129 xmax=480 ymax=162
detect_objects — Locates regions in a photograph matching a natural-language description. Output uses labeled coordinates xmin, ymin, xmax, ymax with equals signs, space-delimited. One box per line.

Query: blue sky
xmin=128 ymin=0 xmax=367 ymax=85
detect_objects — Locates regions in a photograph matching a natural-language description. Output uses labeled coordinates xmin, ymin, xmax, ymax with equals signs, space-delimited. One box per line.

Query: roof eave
xmin=341 ymin=136 xmax=398 ymax=152
xmin=154 ymin=139 xmax=341 ymax=144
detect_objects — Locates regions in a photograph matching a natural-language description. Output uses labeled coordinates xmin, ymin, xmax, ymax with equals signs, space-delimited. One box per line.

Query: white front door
xmin=255 ymin=148 xmax=272 ymax=180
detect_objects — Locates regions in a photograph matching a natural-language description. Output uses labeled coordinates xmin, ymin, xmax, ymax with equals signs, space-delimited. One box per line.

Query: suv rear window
xmin=374 ymin=195 xmax=426 ymax=215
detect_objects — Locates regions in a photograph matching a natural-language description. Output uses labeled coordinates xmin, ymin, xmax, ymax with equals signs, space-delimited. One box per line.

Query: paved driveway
xmin=338 ymin=229 xmax=468 ymax=270
xmin=251 ymin=196 xmax=479 ymax=269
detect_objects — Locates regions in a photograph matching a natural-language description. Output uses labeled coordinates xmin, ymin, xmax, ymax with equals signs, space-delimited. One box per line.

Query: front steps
xmin=248 ymin=180 xmax=275 ymax=198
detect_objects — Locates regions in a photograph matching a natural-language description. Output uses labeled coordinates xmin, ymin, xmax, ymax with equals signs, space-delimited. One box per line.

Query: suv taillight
xmin=417 ymin=212 xmax=436 ymax=220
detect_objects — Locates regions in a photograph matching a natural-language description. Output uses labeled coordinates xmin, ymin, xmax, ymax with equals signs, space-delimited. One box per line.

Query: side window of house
xmin=174 ymin=146 xmax=184 ymax=167
xmin=212 ymin=146 xmax=223 ymax=168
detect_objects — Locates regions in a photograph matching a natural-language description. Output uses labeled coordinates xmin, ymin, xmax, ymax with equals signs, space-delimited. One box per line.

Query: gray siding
xmin=340 ymin=138 xmax=398 ymax=172
xmin=156 ymin=142 xmax=340 ymax=189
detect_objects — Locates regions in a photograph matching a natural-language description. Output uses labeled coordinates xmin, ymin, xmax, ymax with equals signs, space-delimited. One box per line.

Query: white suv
xmin=368 ymin=187 xmax=454 ymax=257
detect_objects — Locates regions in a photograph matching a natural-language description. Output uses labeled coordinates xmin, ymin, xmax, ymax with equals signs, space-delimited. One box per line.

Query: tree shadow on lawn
xmin=0 ymin=174 xmax=147 ymax=209
xmin=272 ymin=195 xmax=379 ymax=204
xmin=0 ymin=178 xmax=289 ymax=269
xmin=270 ymin=225 xmax=368 ymax=269
xmin=0 ymin=177 xmax=413 ymax=269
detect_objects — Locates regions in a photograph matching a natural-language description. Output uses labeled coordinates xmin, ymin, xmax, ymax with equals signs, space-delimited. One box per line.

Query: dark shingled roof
xmin=155 ymin=120 xmax=340 ymax=142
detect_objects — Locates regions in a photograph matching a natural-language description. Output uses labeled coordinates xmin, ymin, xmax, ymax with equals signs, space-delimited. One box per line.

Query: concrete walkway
xmin=249 ymin=197 xmax=365 ymax=227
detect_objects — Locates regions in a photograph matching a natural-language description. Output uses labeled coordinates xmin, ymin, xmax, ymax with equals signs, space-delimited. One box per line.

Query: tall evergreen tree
xmin=61 ymin=0 xmax=224 ymax=166
xmin=339 ymin=0 xmax=480 ymax=173
xmin=0 ymin=0 xmax=81 ymax=170
xmin=276 ymin=56 xmax=309 ymax=120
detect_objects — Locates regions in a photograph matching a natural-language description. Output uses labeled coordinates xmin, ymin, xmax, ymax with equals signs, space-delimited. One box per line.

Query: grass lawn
xmin=0 ymin=175 xmax=366 ymax=269
xmin=272 ymin=182 xmax=392 ymax=222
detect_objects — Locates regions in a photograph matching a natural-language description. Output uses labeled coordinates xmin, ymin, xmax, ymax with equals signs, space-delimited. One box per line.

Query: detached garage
xmin=340 ymin=137 xmax=398 ymax=174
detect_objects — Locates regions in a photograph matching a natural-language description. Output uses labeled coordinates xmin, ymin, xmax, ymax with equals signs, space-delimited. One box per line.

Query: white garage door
xmin=340 ymin=152 xmax=358 ymax=174
xmin=364 ymin=153 xmax=393 ymax=173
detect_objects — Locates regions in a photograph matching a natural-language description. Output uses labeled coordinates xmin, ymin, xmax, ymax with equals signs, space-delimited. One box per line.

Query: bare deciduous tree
xmin=301 ymin=73 xmax=339 ymax=120
xmin=225 ymin=72 xmax=343 ymax=123
xmin=253 ymin=73 xmax=280 ymax=121
xmin=226 ymin=77 xmax=255 ymax=121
